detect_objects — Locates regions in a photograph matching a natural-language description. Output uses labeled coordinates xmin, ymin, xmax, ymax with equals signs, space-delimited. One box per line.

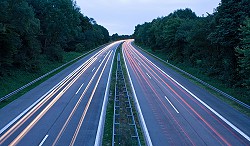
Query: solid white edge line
xmin=94 ymin=45 xmax=118 ymax=146
xmin=0 ymin=70 xmax=74 ymax=135
xmin=122 ymin=46 xmax=153 ymax=146
xmin=75 ymin=83 xmax=84 ymax=95
xmin=146 ymin=73 xmax=151 ymax=79
xmin=143 ymin=53 xmax=250 ymax=142
xmin=39 ymin=135 xmax=49 ymax=146
xmin=164 ymin=96 xmax=179 ymax=114
xmin=0 ymin=57 xmax=90 ymax=135
xmin=0 ymin=44 xmax=109 ymax=135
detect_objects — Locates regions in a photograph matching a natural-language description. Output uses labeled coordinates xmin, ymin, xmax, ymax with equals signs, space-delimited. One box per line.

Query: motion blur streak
xmin=123 ymin=43 xmax=195 ymax=145
xmin=0 ymin=56 xmax=96 ymax=145
xmin=0 ymin=42 xmax=120 ymax=145
xmin=70 ymin=50 xmax=113 ymax=146
xmin=122 ymin=39 xmax=249 ymax=145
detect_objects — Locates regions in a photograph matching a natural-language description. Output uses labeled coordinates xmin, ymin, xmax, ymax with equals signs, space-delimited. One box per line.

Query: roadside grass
xmin=135 ymin=44 xmax=250 ymax=116
xmin=0 ymin=50 xmax=98 ymax=109
xmin=103 ymin=44 xmax=146 ymax=145
xmin=119 ymin=45 xmax=146 ymax=145
xmin=102 ymin=45 xmax=118 ymax=146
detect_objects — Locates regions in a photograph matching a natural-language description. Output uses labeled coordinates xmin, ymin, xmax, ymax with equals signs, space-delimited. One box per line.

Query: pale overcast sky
xmin=75 ymin=0 xmax=221 ymax=35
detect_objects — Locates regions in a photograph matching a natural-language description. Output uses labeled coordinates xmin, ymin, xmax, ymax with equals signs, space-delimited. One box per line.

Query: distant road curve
xmin=0 ymin=41 xmax=122 ymax=145
xmin=122 ymin=39 xmax=250 ymax=145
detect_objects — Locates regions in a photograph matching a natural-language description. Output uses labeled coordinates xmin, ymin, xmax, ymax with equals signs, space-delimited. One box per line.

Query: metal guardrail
xmin=134 ymin=43 xmax=250 ymax=110
xmin=112 ymin=53 xmax=141 ymax=146
xmin=0 ymin=44 xmax=109 ymax=103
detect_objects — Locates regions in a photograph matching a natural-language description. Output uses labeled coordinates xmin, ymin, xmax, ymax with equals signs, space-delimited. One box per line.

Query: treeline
xmin=110 ymin=33 xmax=132 ymax=41
xmin=0 ymin=0 xmax=109 ymax=76
xmin=134 ymin=1 xmax=250 ymax=91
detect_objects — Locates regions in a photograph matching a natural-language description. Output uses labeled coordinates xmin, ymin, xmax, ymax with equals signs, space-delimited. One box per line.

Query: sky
xmin=75 ymin=0 xmax=221 ymax=35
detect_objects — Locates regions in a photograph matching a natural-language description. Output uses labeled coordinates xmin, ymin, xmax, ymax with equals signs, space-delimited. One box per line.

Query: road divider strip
xmin=94 ymin=42 xmax=121 ymax=146
xmin=122 ymin=45 xmax=153 ymax=146
xmin=0 ymin=45 xmax=112 ymax=141
xmin=70 ymin=50 xmax=114 ymax=146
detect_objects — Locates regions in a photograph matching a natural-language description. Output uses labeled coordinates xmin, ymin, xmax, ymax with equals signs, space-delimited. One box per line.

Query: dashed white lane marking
xmin=39 ymin=135 xmax=49 ymax=146
xmin=146 ymin=73 xmax=151 ymax=79
xmin=164 ymin=96 xmax=179 ymax=113
xmin=75 ymin=83 xmax=84 ymax=95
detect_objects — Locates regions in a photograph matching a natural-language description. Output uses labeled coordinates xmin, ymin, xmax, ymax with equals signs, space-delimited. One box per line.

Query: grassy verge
xmin=134 ymin=43 xmax=250 ymax=116
xmin=102 ymin=44 xmax=146 ymax=145
xmin=0 ymin=47 xmax=102 ymax=109
xmin=102 ymin=45 xmax=118 ymax=146
xmin=119 ymin=46 xmax=146 ymax=145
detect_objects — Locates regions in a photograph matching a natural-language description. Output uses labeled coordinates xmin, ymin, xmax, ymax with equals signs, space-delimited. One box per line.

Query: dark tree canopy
xmin=134 ymin=3 xmax=250 ymax=91
xmin=0 ymin=0 xmax=110 ymax=76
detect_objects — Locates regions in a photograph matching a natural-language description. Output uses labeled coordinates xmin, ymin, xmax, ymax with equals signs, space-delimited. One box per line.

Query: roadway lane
xmin=0 ymin=41 xmax=122 ymax=145
xmin=122 ymin=39 xmax=250 ymax=145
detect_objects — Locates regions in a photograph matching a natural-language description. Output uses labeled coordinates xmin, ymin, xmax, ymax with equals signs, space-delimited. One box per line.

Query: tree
xmin=236 ymin=18 xmax=250 ymax=89
xmin=208 ymin=0 xmax=250 ymax=84
xmin=0 ymin=0 xmax=110 ymax=77
xmin=0 ymin=0 xmax=41 ymax=75
xmin=169 ymin=8 xmax=197 ymax=20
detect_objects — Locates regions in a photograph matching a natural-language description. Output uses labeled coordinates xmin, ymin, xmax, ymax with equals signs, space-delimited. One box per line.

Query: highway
xmin=122 ymin=40 xmax=250 ymax=145
xmin=0 ymin=41 xmax=121 ymax=145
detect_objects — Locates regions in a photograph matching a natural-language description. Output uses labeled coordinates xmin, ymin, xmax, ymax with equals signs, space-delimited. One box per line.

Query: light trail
xmin=52 ymin=50 xmax=112 ymax=146
xmin=0 ymin=42 xmax=119 ymax=145
xmin=9 ymin=57 xmax=97 ymax=145
xmin=123 ymin=40 xmax=249 ymax=145
xmin=0 ymin=57 xmax=96 ymax=145
xmin=70 ymin=50 xmax=113 ymax=146
xmin=123 ymin=42 xmax=195 ymax=145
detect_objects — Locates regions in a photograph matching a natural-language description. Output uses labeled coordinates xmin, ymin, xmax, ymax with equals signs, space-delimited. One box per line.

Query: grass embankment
xmin=102 ymin=46 xmax=118 ymax=145
xmin=102 ymin=44 xmax=145 ymax=145
xmin=135 ymin=44 xmax=250 ymax=116
xmin=0 ymin=50 xmax=95 ymax=109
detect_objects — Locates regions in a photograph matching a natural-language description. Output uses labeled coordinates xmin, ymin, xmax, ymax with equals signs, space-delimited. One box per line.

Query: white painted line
xmin=92 ymin=67 xmax=96 ymax=72
xmin=94 ymin=49 xmax=117 ymax=146
xmin=0 ymin=46 xmax=103 ymax=136
xmin=122 ymin=47 xmax=153 ymax=146
xmin=39 ymin=135 xmax=49 ymax=146
xmin=75 ymin=83 xmax=84 ymax=95
xmin=164 ymin=96 xmax=179 ymax=113
xmin=138 ymin=62 xmax=141 ymax=66
xmin=71 ymin=50 xmax=114 ymax=146
xmin=99 ymin=59 xmax=102 ymax=62
xmin=146 ymin=73 xmax=151 ymax=79
xmin=143 ymin=52 xmax=250 ymax=142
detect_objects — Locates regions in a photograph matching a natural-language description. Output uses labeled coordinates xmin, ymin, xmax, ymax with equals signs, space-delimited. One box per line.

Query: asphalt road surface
xmin=122 ymin=39 xmax=250 ymax=146
xmin=0 ymin=41 xmax=121 ymax=146
xmin=1 ymin=39 xmax=249 ymax=146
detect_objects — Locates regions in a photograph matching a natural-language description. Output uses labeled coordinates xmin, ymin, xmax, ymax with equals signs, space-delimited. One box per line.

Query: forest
xmin=134 ymin=0 xmax=250 ymax=98
xmin=0 ymin=0 xmax=110 ymax=77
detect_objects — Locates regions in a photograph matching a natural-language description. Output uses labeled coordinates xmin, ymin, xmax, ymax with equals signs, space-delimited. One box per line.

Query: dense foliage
xmin=110 ymin=33 xmax=132 ymax=41
xmin=134 ymin=1 xmax=250 ymax=93
xmin=0 ymin=0 xmax=109 ymax=76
